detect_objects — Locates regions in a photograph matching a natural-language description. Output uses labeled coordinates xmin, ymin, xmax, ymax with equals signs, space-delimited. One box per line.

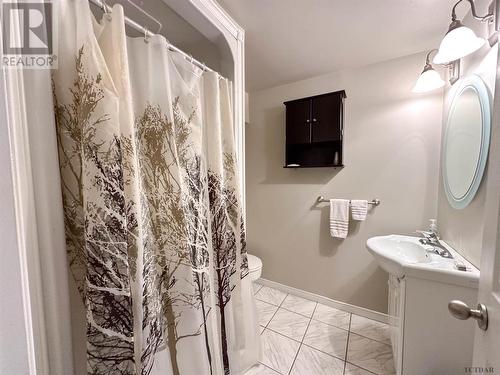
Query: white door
xmin=469 ymin=43 xmax=500 ymax=371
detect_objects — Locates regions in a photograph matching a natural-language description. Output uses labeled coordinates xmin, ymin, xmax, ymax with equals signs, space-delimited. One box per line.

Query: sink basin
xmin=382 ymin=238 xmax=432 ymax=264
xmin=366 ymin=235 xmax=432 ymax=277
xmin=366 ymin=235 xmax=479 ymax=286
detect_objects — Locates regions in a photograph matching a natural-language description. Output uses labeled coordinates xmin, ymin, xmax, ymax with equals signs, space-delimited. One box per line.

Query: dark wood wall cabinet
xmin=284 ymin=90 xmax=346 ymax=168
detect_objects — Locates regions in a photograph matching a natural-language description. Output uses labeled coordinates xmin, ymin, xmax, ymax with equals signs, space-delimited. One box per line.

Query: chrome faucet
xmin=416 ymin=230 xmax=454 ymax=259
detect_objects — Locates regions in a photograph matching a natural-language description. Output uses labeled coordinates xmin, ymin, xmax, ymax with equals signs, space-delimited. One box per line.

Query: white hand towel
xmin=351 ymin=199 xmax=368 ymax=221
xmin=330 ymin=199 xmax=349 ymax=239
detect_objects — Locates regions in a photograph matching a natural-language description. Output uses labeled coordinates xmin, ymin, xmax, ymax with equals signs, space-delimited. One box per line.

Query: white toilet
xmin=247 ymin=254 xmax=263 ymax=281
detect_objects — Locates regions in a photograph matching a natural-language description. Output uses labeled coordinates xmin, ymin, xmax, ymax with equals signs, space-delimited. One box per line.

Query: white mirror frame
xmin=443 ymin=74 xmax=491 ymax=209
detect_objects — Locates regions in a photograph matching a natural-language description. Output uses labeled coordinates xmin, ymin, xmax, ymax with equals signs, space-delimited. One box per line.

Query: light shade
xmin=433 ymin=25 xmax=485 ymax=64
xmin=412 ymin=67 xmax=445 ymax=93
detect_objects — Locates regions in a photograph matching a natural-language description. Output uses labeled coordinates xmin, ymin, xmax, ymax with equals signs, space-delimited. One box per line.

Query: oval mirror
xmin=443 ymin=74 xmax=491 ymax=209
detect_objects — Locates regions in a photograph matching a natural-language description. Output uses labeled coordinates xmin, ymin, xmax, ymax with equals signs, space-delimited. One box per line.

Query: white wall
xmin=247 ymin=52 xmax=443 ymax=313
xmin=437 ymin=1 xmax=498 ymax=267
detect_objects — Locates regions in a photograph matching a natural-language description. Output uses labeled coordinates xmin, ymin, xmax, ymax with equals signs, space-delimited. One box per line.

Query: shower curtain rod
xmin=89 ymin=0 xmax=218 ymax=75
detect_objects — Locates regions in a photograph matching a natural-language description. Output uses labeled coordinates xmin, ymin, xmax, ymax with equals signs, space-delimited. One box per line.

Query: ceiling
xmin=217 ymin=0 xmax=465 ymax=91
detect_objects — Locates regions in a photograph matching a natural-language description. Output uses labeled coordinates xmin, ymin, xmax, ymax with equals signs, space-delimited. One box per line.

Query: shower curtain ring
xmin=101 ymin=0 xmax=111 ymax=20
xmin=144 ymin=28 xmax=150 ymax=43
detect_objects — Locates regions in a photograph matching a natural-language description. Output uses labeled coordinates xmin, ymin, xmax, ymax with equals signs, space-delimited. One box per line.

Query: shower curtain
xmin=51 ymin=1 xmax=259 ymax=374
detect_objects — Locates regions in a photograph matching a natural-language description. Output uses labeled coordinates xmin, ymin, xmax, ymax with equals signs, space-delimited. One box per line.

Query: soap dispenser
xmin=429 ymin=219 xmax=438 ymax=236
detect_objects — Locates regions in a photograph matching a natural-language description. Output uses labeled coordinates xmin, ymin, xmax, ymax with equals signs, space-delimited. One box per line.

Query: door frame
xmin=472 ymin=0 xmax=500 ymax=364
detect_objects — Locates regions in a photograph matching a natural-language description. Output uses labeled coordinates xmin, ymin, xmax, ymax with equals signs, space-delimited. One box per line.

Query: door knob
xmin=448 ymin=300 xmax=488 ymax=330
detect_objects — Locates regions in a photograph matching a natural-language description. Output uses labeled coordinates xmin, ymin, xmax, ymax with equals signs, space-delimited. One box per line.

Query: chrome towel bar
xmin=316 ymin=196 xmax=381 ymax=206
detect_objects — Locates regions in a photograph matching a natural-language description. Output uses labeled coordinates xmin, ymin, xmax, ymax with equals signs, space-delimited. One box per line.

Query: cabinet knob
xmin=306 ymin=119 xmax=310 ymax=123
xmin=312 ymin=118 xmax=317 ymax=122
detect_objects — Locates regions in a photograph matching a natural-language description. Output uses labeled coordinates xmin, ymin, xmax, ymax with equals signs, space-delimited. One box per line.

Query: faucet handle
xmin=416 ymin=230 xmax=437 ymax=240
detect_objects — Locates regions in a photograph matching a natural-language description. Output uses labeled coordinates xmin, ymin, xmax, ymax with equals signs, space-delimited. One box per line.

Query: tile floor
xmin=247 ymin=283 xmax=395 ymax=375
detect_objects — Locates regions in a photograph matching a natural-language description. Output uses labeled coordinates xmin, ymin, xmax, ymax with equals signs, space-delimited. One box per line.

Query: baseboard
xmin=256 ymin=278 xmax=389 ymax=324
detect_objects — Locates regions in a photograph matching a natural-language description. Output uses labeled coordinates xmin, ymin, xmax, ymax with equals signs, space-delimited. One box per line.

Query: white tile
xmin=303 ymin=319 xmax=348 ymax=359
xmin=347 ymin=333 xmax=395 ymax=375
xmin=312 ymin=303 xmax=351 ymax=330
xmin=256 ymin=299 xmax=279 ymax=327
xmin=350 ymin=315 xmax=391 ymax=345
xmin=290 ymin=344 xmax=345 ymax=375
xmin=267 ymin=308 xmax=310 ymax=341
xmin=260 ymin=329 xmax=300 ymax=375
xmin=245 ymin=363 xmax=281 ymax=375
xmin=253 ymin=282 xmax=263 ymax=295
xmin=281 ymin=294 xmax=317 ymax=317
xmin=344 ymin=363 xmax=375 ymax=375
xmin=255 ymin=286 xmax=288 ymax=306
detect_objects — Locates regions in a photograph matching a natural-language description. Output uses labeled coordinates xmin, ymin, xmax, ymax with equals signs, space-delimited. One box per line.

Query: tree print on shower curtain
xmin=134 ymin=100 xmax=213 ymax=375
xmin=209 ymin=168 xmax=237 ymax=374
xmin=171 ymin=101 xmax=214 ymax=374
xmin=204 ymin=74 xmax=249 ymax=375
xmin=52 ymin=1 xmax=259 ymax=373
xmin=53 ymin=46 xmax=136 ymax=374
xmin=53 ymin=48 xmax=211 ymax=375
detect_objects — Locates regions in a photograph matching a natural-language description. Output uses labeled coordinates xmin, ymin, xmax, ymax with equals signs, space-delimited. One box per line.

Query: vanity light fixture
xmin=412 ymin=50 xmax=446 ymax=93
xmin=433 ymin=0 xmax=495 ymax=64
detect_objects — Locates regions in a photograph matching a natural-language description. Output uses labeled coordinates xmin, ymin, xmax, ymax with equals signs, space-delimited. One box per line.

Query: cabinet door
xmin=311 ymin=94 xmax=342 ymax=142
xmin=286 ymin=100 xmax=311 ymax=144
